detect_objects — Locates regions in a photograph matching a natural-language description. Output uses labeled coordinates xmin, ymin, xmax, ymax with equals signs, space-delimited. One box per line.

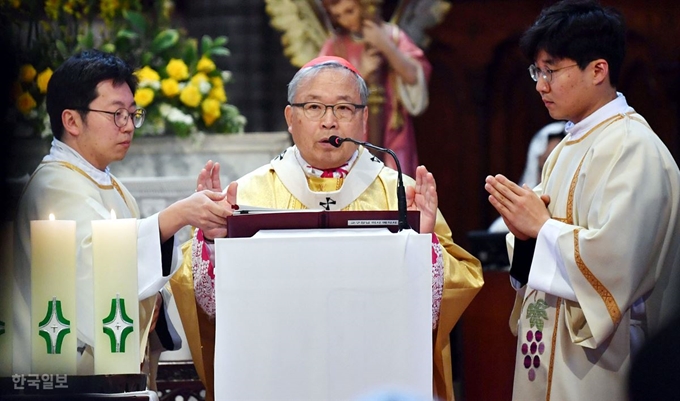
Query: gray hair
xmin=287 ymin=62 xmax=369 ymax=104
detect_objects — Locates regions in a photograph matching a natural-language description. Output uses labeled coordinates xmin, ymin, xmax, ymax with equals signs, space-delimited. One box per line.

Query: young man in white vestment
xmin=169 ymin=56 xmax=484 ymax=401
xmin=484 ymin=1 xmax=680 ymax=400
xmin=13 ymin=50 xmax=230 ymax=378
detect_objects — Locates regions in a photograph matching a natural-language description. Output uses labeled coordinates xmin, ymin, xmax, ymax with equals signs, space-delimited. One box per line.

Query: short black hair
xmin=519 ymin=0 xmax=626 ymax=87
xmin=46 ymin=49 xmax=138 ymax=140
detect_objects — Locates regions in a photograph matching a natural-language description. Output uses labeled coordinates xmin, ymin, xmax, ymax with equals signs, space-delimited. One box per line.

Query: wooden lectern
xmin=213 ymin=210 xmax=432 ymax=400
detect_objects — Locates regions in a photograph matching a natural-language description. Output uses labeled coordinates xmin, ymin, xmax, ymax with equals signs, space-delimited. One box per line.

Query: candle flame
xmin=110 ymin=209 xmax=117 ymax=220
xmin=49 ymin=213 xmax=55 ymax=221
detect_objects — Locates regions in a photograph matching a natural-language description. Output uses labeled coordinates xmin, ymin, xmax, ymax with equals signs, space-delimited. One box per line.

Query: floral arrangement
xmin=2 ymin=0 xmax=246 ymax=138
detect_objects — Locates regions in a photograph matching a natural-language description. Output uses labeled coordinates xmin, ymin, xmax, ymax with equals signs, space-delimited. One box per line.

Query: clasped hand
xmin=484 ymin=174 xmax=551 ymax=240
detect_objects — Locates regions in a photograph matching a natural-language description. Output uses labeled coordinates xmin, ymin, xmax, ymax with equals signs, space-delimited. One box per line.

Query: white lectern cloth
xmin=214 ymin=228 xmax=432 ymax=401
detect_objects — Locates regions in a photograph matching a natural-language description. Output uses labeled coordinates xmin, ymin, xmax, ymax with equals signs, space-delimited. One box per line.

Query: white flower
xmin=160 ymin=103 xmax=194 ymax=125
xmin=198 ymin=80 xmax=211 ymax=95
xmin=139 ymin=80 xmax=161 ymax=90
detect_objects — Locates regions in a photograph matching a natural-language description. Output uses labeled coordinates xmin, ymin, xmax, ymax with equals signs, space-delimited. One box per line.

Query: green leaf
xmin=201 ymin=35 xmax=212 ymax=55
xmin=140 ymin=51 xmax=153 ymax=67
xmin=78 ymin=30 xmax=94 ymax=49
xmin=150 ymin=29 xmax=179 ymax=54
xmin=116 ymin=29 xmax=139 ymax=41
xmin=212 ymin=36 xmax=228 ymax=48
xmin=55 ymin=40 xmax=69 ymax=59
xmin=182 ymin=40 xmax=198 ymax=68
xmin=208 ymin=47 xmax=231 ymax=57
xmin=124 ymin=10 xmax=147 ymax=35
xmin=100 ymin=43 xmax=116 ymax=53
xmin=526 ymin=299 xmax=549 ymax=332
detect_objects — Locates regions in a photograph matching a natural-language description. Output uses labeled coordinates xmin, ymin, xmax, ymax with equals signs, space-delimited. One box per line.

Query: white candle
xmin=30 ymin=214 xmax=77 ymax=374
xmin=92 ymin=210 xmax=139 ymax=374
xmin=0 ymin=222 xmax=13 ymax=375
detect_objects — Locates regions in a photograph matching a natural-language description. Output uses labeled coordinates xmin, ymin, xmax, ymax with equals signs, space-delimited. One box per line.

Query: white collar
xmin=42 ymin=138 xmax=112 ymax=185
xmin=564 ymin=92 xmax=635 ymax=141
xmin=294 ymin=147 xmax=359 ymax=178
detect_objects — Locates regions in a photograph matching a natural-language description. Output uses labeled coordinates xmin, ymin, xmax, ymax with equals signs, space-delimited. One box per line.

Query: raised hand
xmin=197 ymin=160 xmax=222 ymax=192
xmin=406 ymin=165 xmax=438 ymax=234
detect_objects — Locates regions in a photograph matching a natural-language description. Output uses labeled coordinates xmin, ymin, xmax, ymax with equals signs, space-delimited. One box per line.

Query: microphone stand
xmin=329 ymin=136 xmax=410 ymax=231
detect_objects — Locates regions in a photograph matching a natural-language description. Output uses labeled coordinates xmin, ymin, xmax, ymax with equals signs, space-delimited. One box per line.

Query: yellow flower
xmin=160 ymin=78 xmax=180 ymax=97
xmin=16 ymin=92 xmax=37 ymax=114
xmin=36 ymin=68 xmax=53 ymax=94
xmin=19 ymin=64 xmax=37 ymax=83
xmin=179 ymin=85 xmax=202 ymax=108
xmin=201 ymin=98 xmax=221 ymax=127
xmin=136 ymin=66 xmax=161 ymax=84
xmin=210 ymin=76 xmax=223 ymax=88
xmin=166 ymin=58 xmax=189 ymax=81
xmin=190 ymin=72 xmax=209 ymax=86
xmin=9 ymin=0 xmax=21 ymax=8
xmin=62 ymin=0 xmax=90 ymax=18
xmin=99 ymin=0 xmax=119 ymax=23
xmin=208 ymin=85 xmax=227 ymax=103
xmin=45 ymin=0 xmax=60 ymax=19
xmin=134 ymin=88 xmax=155 ymax=108
xmin=197 ymin=56 xmax=216 ymax=73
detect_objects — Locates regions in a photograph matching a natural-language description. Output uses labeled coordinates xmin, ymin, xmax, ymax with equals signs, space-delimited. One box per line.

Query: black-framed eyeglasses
xmin=528 ymin=64 xmax=578 ymax=84
xmin=290 ymin=102 xmax=366 ymax=122
xmin=79 ymin=107 xmax=146 ymax=128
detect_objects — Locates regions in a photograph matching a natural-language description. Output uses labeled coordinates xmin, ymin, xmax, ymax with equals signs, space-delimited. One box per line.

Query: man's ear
xmin=591 ymin=59 xmax=610 ymax=86
xmin=61 ymin=109 xmax=81 ymax=138
xmin=284 ymin=104 xmax=293 ymax=134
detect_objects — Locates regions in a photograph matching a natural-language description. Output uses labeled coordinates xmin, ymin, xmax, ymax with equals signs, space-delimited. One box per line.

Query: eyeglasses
xmin=528 ymin=64 xmax=578 ymax=84
xmin=290 ymin=102 xmax=366 ymax=122
xmin=79 ymin=107 xmax=146 ymax=128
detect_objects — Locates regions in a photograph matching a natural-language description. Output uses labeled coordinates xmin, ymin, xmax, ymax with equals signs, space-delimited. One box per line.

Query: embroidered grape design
xmin=523 ymin=299 xmax=549 ymax=381
xmin=521 ymin=329 xmax=545 ymax=381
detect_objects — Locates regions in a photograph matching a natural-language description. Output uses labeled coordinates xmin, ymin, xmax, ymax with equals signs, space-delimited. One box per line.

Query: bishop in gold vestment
xmin=171 ymin=145 xmax=484 ymax=401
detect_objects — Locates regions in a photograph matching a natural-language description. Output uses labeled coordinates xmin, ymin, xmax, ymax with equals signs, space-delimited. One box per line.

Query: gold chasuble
xmin=171 ymin=146 xmax=484 ymax=401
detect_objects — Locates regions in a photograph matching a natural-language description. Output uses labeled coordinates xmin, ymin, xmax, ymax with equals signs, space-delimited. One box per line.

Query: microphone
xmin=328 ymin=135 xmax=410 ymax=231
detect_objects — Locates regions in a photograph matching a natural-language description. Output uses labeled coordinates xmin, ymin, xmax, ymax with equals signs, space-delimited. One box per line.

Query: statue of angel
xmin=265 ymin=0 xmax=450 ymax=177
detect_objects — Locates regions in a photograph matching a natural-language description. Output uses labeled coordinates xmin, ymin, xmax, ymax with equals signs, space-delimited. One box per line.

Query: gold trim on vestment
xmin=565 ymin=155 xmax=586 ymax=224
xmin=546 ymin=297 xmax=562 ymax=401
xmin=564 ymin=114 xmax=624 ymax=145
xmin=573 ymin=227 xmax=622 ymax=325
xmin=48 ymin=161 xmax=131 ymax=210
xmin=564 ymin=119 xmax=623 ymax=325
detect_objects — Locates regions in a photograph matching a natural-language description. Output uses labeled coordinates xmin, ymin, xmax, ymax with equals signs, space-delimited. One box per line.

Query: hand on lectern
xmin=406 ymin=165 xmax=438 ymax=234
xmin=203 ymin=181 xmax=238 ymax=241
xmin=197 ymin=160 xmax=223 ymax=192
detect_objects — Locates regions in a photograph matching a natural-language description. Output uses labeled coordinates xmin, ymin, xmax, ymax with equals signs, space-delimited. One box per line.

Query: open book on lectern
xmin=227 ymin=206 xmax=421 ymax=238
